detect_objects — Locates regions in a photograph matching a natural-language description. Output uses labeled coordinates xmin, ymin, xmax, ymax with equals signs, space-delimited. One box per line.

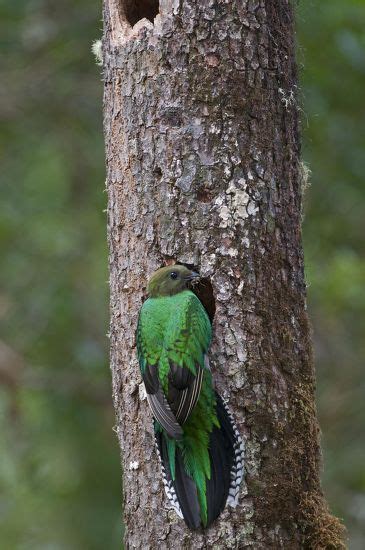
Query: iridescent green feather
xmin=137 ymin=290 xmax=219 ymax=526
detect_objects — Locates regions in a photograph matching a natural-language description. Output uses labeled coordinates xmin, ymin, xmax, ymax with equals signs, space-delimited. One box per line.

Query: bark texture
xmin=102 ymin=1 xmax=345 ymax=548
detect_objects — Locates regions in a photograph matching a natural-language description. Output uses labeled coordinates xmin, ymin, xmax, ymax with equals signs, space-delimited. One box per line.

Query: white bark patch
xmin=216 ymin=178 xmax=259 ymax=228
xmin=200 ymin=253 xmax=217 ymax=276
xmin=146 ymin=224 xmax=154 ymax=242
xmin=237 ymin=280 xmax=244 ymax=295
xmin=129 ymin=461 xmax=140 ymax=471
xmin=139 ymin=383 xmax=147 ymax=401
xmin=217 ymin=246 xmax=239 ymax=258
xmin=217 ymin=204 xmax=230 ymax=228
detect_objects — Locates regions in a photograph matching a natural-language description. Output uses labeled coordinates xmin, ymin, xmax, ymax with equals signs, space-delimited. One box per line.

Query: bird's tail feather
xmin=155 ymin=429 xmax=201 ymax=529
xmin=155 ymin=392 xmax=244 ymax=529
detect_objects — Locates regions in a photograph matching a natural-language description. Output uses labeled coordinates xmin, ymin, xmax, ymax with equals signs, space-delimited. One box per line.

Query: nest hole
xmin=176 ymin=262 xmax=216 ymax=323
xmin=122 ymin=0 xmax=160 ymax=26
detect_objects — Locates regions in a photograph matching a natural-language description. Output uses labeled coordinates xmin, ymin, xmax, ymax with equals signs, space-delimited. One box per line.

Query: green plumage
xmin=137 ymin=289 xmax=219 ymax=525
xmin=138 ymin=290 xmax=210 ymax=385
xmin=136 ymin=265 xmax=241 ymax=529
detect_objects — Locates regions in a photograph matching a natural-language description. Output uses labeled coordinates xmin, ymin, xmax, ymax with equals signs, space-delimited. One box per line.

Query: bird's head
xmin=147 ymin=265 xmax=200 ymax=297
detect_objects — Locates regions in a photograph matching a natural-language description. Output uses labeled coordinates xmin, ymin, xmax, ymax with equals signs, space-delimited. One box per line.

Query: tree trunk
xmin=102 ymin=1 xmax=345 ymax=548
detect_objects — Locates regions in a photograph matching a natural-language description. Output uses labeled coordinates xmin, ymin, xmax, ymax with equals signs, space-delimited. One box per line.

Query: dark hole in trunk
xmin=177 ymin=262 xmax=216 ymax=323
xmin=123 ymin=0 xmax=159 ymax=26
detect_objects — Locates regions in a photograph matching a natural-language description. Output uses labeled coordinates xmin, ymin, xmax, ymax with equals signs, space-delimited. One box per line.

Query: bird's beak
xmin=185 ymin=271 xmax=200 ymax=281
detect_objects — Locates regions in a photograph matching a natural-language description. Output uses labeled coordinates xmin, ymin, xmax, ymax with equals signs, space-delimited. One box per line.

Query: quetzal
xmin=136 ymin=264 xmax=244 ymax=529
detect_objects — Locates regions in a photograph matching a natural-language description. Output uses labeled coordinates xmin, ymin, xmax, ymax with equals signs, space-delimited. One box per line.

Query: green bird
xmin=136 ymin=264 xmax=244 ymax=529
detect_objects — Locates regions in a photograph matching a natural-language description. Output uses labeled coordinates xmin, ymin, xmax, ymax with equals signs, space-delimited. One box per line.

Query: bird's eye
xmin=170 ymin=271 xmax=178 ymax=280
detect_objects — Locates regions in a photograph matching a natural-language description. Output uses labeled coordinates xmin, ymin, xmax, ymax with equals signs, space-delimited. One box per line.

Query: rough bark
xmin=102 ymin=1 xmax=345 ymax=548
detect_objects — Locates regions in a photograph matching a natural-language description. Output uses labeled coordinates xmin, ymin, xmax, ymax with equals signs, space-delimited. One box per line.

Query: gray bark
xmin=102 ymin=1 xmax=345 ymax=548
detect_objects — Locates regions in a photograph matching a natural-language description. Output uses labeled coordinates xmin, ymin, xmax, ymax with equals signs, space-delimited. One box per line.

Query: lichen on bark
xmin=102 ymin=1 xmax=346 ymax=547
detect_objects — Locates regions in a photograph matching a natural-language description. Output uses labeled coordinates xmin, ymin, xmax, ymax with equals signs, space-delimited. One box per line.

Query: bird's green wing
xmin=136 ymin=292 xmax=212 ymax=438
xmin=136 ymin=302 xmax=183 ymax=439
xmin=162 ymin=293 xmax=212 ymax=425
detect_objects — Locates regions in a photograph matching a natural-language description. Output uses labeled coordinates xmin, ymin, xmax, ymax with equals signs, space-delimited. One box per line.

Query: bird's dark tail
xmin=155 ymin=393 xmax=244 ymax=529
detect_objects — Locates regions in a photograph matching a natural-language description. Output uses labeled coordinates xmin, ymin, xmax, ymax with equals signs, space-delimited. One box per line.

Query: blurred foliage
xmin=298 ymin=1 xmax=365 ymax=547
xmin=0 ymin=0 xmax=363 ymax=548
xmin=0 ymin=0 xmax=121 ymax=548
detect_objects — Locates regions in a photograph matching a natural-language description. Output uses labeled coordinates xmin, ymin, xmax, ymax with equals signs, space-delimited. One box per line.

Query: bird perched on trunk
xmin=136 ymin=264 xmax=244 ymax=529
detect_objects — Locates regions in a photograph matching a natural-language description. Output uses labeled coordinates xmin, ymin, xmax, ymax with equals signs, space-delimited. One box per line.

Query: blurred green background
xmin=0 ymin=0 xmax=363 ymax=548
